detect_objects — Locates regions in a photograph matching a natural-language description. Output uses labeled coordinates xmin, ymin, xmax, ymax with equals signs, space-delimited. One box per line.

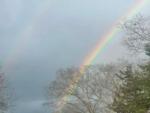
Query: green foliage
xmin=111 ymin=64 xmax=150 ymax=113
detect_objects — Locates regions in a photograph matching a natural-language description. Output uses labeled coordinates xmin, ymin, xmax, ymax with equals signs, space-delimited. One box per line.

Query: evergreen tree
xmin=111 ymin=64 xmax=150 ymax=113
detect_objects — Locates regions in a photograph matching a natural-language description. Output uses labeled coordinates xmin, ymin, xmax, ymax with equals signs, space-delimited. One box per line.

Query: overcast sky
xmin=0 ymin=0 xmax=150 ymax=113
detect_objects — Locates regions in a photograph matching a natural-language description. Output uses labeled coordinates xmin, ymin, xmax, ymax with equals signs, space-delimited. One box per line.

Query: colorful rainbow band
xmin=57 ymin=0 xmax=149 ymax=111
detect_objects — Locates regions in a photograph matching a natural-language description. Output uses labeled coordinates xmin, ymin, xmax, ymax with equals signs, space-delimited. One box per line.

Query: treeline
xmin=48 ymin=15 xmax=150 ymax=113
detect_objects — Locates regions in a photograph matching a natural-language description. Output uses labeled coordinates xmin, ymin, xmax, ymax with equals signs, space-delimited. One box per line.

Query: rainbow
xmin=0 ymin=0 xmax=149 ymax=112
xmin=1 ymin=1 xmax=56 ymax=72
xmin=57 ymin=0 xmax=149 ymax=111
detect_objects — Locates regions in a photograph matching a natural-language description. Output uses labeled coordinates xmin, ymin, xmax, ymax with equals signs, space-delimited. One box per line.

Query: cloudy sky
xmin=0 ymin=0 xmax=150 ymax=113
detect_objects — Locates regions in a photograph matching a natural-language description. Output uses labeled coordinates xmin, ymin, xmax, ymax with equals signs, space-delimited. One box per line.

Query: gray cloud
xmin=9 ymin=100 xmax=47 ymax=113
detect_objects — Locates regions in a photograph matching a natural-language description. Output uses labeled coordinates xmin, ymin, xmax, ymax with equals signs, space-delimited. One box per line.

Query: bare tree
xmin=48 ymin=63 xmax=127 ymax=113
xmin=0 ymin=72 xmax=10 ymax=113
xmin=122 ymin=15 xmax=150 ymax=54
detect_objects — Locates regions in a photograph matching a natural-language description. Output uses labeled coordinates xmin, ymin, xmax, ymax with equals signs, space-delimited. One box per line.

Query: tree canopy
xmin=48 ymin=64 xmax=126 ymax=113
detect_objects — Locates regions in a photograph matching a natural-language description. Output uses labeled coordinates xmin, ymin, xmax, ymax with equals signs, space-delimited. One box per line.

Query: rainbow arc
xmin=57 ymin=0 xmax=149 ymax=111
